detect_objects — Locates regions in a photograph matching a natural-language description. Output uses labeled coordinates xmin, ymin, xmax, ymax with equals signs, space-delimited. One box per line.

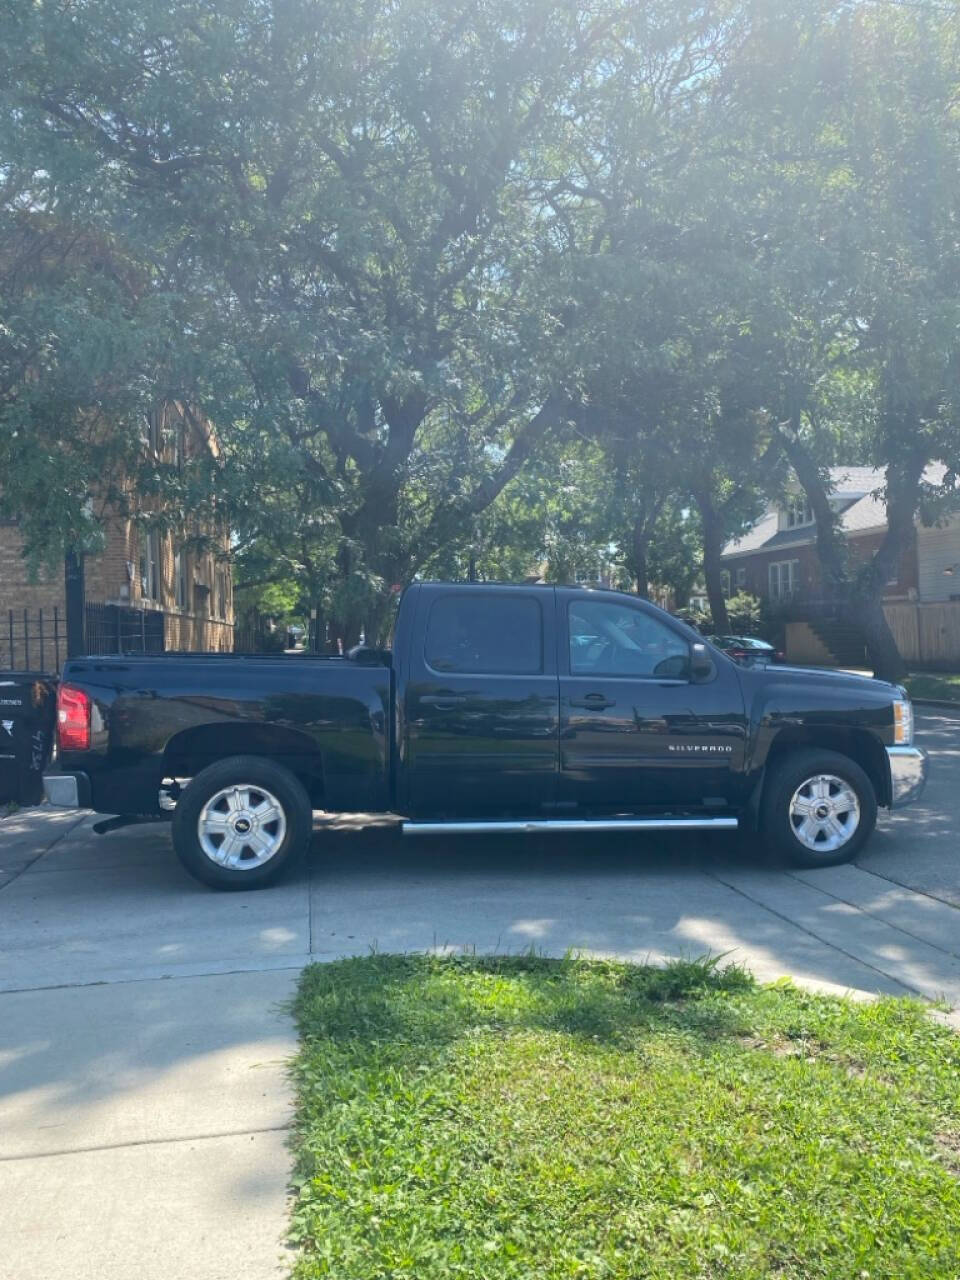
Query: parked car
xmin=0 ymin=672 xmax=57 ymax=806
xmin=708 ymin=635 xmax=785 ymax=666
xmin=44 ymin=583 xmax=926 ymax=888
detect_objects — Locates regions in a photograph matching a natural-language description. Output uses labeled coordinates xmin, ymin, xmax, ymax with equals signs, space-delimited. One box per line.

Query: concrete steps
xmin=808 ymin=617 xmax=868 ymax=667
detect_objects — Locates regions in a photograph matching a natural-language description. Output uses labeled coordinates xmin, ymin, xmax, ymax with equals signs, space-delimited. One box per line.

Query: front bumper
xmin=43 ymin=770 xmax=91 ymax=809
xmin=886 ymin=746 xmax=927 ymax=808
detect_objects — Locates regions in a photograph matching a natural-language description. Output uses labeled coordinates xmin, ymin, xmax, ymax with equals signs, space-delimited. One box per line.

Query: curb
xmin=911 ymin=698 xmax=960 ymax=713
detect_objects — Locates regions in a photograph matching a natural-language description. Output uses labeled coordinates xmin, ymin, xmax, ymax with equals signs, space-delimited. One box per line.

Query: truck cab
xmin=400 ymin=584 xmax=749 ymax=818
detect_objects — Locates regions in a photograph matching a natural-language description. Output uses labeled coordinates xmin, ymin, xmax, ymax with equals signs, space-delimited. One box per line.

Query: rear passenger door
xmin=402 ymin=588 xmax=559 ymax=816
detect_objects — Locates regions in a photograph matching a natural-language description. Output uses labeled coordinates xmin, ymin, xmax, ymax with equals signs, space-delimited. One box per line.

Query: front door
xmin=403 ymin=587 xmax=559 ymax=816
xmin=558 ymin=592 xmax=747 ymax=812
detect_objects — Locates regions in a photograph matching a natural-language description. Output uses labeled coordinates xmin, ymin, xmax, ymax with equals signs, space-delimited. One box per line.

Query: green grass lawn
xmin=905 ymin=672 xmax=960 ymax=703
xmin=290 ymin=955 xmax=960 ymax=1279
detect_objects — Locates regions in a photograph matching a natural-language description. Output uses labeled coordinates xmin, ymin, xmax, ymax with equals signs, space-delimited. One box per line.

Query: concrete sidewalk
xmin=0 ymin=970 xmax=295 ymax=1280
xmin=0 ymin=812 xmax=297 ymax=1280
xmin=1 ymin=709 xmax=959 ymax=1278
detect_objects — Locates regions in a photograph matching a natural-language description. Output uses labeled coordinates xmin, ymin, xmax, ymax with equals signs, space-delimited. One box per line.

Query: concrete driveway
xmin=2 ymin=709 xmax=959 ymax=1279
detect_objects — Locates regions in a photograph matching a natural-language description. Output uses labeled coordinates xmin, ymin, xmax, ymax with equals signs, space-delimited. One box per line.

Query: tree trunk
xmin=692 ymin=489 xmax=729 ymax=632
xmin=702 ymin=544 xmax=729 ymax=632
xmin=363 ymin=592 xmax=398 ymax=648
xmin=777 ymin=421 xmax=919 ymax=681
xmin=632 ymin=515 xmax=650 ymax=599
xmin=856 ymin=589 xmax=908 ymax=683
xmin=777 ymin=428 xmax=848 ymax=595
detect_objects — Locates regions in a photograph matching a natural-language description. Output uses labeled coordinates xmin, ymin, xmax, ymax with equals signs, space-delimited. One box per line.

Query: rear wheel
xmin=172 ymin=755 xmax=312 ymax=889
xmin=760 ymin=748 xmax=877 ymax=868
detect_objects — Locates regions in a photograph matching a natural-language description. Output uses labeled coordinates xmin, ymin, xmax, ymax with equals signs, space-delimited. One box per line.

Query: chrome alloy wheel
xmin=789 ymin=773 xmax=861 ymax=853
xmin=197 ymin=784 xmax=287 ymax=869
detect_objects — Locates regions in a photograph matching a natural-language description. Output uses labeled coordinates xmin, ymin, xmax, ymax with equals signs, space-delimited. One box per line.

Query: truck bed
xmin=57 ymin=652 xmax=394 ymax=815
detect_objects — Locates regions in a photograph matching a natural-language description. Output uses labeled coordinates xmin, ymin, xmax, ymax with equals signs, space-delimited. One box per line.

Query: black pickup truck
xmin=45 ymin=582 xmax=927 ymax=888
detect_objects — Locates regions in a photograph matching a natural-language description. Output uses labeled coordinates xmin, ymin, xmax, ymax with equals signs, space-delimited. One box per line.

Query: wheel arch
xmin=162 ymin=722 xmax=325 ymax=807
xmin=760 ymin=726 xmax=890 ymax=809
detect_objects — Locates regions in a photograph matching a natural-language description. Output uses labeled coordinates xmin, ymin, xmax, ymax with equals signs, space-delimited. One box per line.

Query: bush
xmin=725 ymin=591 xmax=763 ymax=635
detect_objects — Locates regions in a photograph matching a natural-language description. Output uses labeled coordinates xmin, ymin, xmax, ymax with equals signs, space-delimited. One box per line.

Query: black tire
xmin=172 ymin=755 xmax=312 ymax=890
xmin=759 ymin=748 xmax=877 ymax=868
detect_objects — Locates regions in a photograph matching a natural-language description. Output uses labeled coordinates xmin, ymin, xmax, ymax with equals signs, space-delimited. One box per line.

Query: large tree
xmin=6 ymin=0 xmax=959 ymax=670
xmin=0 ymin=204 xmax=185 ymax=563
xmin=3 ymin=0 xmax=761 ymax=640
xmin=725 ymin=0 xmax=960 ymax=680
xmin=3 ymin=0 xmax=615 ymax=639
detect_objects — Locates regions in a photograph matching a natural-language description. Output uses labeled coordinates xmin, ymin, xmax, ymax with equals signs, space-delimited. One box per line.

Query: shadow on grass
xmin=293 ymin=951 xmax=755 ymax=1058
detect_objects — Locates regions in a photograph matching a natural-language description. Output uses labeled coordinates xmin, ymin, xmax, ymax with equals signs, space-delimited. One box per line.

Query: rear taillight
xmin=57 ymin=684 xmax=92 ymax=752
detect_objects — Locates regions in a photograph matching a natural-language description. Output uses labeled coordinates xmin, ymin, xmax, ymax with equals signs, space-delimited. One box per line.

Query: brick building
xmin=720 ymin=465 xmax=960 ymax=666
xmin=720 ymin=466 xmax=960 ymax=606
xmin=1 ymin=403 xmax=234 ymax=671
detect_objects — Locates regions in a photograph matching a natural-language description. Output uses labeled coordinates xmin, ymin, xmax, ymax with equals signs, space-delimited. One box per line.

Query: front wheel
xmin=172 ymin=755 xmax=312 ymax=889
xmin=760 ymin=749 xmax=877 ymax=868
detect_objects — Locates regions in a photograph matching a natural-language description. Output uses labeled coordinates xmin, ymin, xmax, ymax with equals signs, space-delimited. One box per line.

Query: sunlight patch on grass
xmin=290 ymin=954 xmax=960 ymax=1279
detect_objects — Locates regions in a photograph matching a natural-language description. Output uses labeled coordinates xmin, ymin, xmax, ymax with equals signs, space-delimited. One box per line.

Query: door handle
xmin=421 ymin=693 xmax=467 ymax=708
xmin=569 ymin=693 xmax=616 ymax=709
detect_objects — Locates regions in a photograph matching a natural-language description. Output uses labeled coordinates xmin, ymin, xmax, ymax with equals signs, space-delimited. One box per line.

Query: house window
xmin=215 ymin=569 xmax=229 ymax=620
xmin=768 ymin=559 xmax=801 ymax=601
xmin=784 ymin=494 xmax=814 ymax=530
xmin=735 ymin=567 xmax=747 ymax=590
xmin=142 ymin=411 xmax=161 ymax=457
xmin=720 ymin=570 xmax=731 ymax=598
xmin=139 ymin=530 xmax=160 ymax=601
xmin=174 ymin=550 xmax=189 ymax=610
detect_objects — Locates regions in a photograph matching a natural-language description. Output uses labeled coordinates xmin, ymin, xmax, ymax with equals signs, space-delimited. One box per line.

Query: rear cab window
xmin=424 ymin=593 xmax=543 ymax=674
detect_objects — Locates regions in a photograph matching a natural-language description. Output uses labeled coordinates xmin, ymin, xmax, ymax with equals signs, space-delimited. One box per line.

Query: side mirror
xmin=690 ymin=642 xmax=715 ymax=683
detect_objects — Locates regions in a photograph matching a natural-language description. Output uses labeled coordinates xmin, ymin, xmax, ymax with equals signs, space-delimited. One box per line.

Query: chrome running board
xmin=402 ymin=816 xmax=738 ymax=836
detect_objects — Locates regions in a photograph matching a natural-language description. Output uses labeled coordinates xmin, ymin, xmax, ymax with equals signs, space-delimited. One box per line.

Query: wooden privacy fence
xmin=884 ymin=601 xmax=960 ymax=668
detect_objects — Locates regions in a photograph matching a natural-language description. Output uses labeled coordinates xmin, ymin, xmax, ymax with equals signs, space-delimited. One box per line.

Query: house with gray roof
xmin=721 ymin=465 xmax=960 ymax=608
xmin=720 ymin=466 xmax=960 ymax=665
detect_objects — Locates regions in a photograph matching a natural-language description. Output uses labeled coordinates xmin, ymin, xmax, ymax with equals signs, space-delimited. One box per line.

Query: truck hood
xmin=737 ymin=661 xmax=902 ymax=701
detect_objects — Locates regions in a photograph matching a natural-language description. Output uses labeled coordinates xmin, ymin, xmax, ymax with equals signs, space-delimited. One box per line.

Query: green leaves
xmin=3 ymin=0 xmax=960 ymax=648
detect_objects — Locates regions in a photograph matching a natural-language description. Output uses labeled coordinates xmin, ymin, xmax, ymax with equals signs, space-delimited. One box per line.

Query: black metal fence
xmin=1 ymin=604 xmax=170 ymax=673
xmin=234 ymin=609 xmax=285 ymax=653
xmin=2 ymin=601 xmax=284 ymax=672
xmin=84 ymin=603 xmax=165 ymax=656
xmin=1 ymin=607 xmax=64 ymax=673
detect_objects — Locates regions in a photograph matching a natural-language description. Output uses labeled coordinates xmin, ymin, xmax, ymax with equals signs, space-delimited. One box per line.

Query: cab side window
xmin=425 ymin=594 xmax=543 ymax=674
xmin=568 ymin=600 xmax=689 ymax=679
